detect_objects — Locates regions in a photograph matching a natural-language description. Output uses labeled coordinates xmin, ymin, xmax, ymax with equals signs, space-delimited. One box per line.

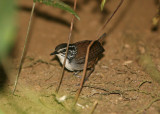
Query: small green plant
xmin=101 ymin=0 xmax=106 ymax=11
xmin=34 ymin=0 xmax=80 ymax=20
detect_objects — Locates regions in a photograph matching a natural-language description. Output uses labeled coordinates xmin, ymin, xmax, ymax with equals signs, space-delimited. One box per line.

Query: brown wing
xmin=74 ymin=40 xmax=104 ymax=67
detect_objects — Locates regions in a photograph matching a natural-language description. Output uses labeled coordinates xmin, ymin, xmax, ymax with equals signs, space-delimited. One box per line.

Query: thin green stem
xmin=12 ymin=2 xmax=36 ymax=94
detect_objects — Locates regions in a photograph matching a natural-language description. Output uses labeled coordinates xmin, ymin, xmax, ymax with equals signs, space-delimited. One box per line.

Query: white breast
xmin=56 ymin=54 xmax=74 ymax=71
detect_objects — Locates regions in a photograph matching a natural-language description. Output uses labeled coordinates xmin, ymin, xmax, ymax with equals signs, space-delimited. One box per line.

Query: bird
xmin=50 ymin=33 xmax=106 ymax=77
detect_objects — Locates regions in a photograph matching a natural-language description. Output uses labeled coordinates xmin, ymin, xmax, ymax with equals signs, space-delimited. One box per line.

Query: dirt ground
xmin=1 ymin=0 xmax=160 ymax=114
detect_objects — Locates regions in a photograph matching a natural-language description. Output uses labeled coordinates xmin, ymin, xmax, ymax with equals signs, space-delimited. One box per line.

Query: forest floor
xmin=1 ymin=0 xmax=160 ymax=114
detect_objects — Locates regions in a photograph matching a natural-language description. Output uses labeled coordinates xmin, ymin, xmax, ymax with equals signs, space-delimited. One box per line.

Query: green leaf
xmin=0 ymin=0 xmax=16 ymax=60
xmin=33 ymin=0 xmax=80 ymax=20
xmin=101 ymin=0 xmax=106 ymax=11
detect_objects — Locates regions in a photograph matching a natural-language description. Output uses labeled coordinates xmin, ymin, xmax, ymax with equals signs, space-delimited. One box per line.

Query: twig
xmin=96 ymin=0 xmax=124 ymax=38
xmin=74 ymin=41 xmax=95 ymax=105
xmin=56 ymin=0 xmax=78 ymax=93
xmin=74 ymin=0 xmax=124 ymax=105
xmin=12 ymin=2 xmax=36 ymax=94
xmin=90 ymin=101 xmax=98 ymax=114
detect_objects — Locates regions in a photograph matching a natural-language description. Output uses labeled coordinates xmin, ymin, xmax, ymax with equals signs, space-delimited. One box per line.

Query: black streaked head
xmin=50 ymin=43 xmax=77 ymax=60
xmin=50 ymin=43 xmax=67 ymax=55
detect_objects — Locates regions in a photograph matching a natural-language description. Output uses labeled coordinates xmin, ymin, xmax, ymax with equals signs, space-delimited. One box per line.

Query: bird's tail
xmin=97 ymin=33 xmax=107 ymax=44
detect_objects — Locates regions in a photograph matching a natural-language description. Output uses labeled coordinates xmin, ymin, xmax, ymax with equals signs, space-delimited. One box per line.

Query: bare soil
xmin=1 ymin=0 xmax=160 ymax=114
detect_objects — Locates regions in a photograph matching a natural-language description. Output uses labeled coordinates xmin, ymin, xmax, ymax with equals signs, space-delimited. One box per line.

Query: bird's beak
xmin=50 ymin=51 xmax=58 ymax=55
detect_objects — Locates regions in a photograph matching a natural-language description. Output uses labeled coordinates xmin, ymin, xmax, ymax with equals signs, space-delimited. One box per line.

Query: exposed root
xmin=82 ymin=84 xmax=156 ymax=98
xmin=138 ymin=80 xmax=152 ymax=89
xmin=136 ymin=97 xmax=160 ymax=114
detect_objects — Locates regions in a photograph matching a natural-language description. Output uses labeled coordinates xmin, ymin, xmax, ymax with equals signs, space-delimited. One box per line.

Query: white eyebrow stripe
xmin=57 ymin=48 xmax=66 ymax=52
xmin=57 ymin=45 xmax=77 ymax=54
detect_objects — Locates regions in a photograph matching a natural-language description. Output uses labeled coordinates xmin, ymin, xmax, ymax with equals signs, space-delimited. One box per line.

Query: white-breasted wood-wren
xmin=50 ymin=33 xmax=106 ymax=74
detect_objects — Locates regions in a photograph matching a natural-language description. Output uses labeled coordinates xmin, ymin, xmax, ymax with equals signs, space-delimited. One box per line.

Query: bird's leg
xmin=73 ymin=71 xmax=81 ymax=78
xmin=76 ymin=67 xmax=95 ymax=86
xmin=85 ymin=67 xmax=95 ymax=81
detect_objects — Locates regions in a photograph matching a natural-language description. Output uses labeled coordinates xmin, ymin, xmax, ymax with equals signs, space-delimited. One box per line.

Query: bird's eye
xmin=61 ymin=49 xmax=66 ymax=54
xmin=58 ymin=48 xmax=66 ymax=53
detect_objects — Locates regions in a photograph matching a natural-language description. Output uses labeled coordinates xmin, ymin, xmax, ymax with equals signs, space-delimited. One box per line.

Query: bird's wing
xmin=74 ymin=40 xmax=104 ymax=64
